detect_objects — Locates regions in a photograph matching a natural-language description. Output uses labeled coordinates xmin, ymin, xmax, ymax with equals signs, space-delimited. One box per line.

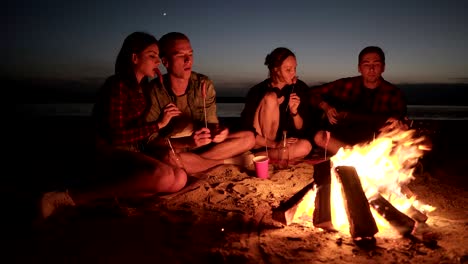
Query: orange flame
xmin=293 ymin=125 xmax=436 ymax=237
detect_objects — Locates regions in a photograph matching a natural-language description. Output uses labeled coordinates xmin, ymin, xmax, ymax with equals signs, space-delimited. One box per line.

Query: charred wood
xmin=400 ymin=185 xmax=428 ymax=222
xmin=272 ymin=181 xmax=315 ymax=225
xmin=312 ymin=159 xmax=332 ymax=228
xmin=368 ymin=193 xmax=416 ymax=236
xmin=335 ymin=166 xmax=378 ymax=239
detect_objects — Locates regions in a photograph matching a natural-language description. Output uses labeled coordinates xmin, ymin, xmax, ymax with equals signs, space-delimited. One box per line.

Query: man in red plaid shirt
xmin=309 ymin=46 xmax=408 ymax=155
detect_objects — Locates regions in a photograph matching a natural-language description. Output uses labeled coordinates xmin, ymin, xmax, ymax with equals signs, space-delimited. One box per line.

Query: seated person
xmin=146 ymin=32 xmax=256 ymax=174
xmin=40 ymin=32 xmax=187 ymax=219
xmin=309 ymin=46 xmax=408 ymax=155
xmin=240 ymin=47 xmax=313 ymax=161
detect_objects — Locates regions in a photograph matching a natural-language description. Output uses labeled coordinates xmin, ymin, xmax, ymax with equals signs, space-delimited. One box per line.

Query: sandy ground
xmin=4 ymin=159 xmax=467 ymax=264
xmin=4 ymin=117 xmax=468 ymax=263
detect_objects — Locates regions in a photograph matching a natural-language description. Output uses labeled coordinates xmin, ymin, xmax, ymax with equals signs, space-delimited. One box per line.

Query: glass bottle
xmin=277 ymin=131 xmax=289 ymax=169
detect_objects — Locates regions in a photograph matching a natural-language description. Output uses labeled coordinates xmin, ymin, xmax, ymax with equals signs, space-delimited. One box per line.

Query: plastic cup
xmin=253 ymin=155 xmax=269 ymax=179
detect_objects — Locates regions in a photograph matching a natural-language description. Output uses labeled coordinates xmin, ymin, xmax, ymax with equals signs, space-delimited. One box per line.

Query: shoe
xmin=40 ymin=190 xmax=75 ymax=219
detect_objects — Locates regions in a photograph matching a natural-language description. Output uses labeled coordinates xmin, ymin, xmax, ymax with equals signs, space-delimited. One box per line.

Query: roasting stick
xmin=324 ymin=131 xmax=331 ymax=160
xmin=201 ymin=81 xmax=208 ymax=129
xmin=167 ymin=138 xmax=186 ymax=172
xmin=285 ymin=76 xmax=298 ymax=113
xmin=167 ymin=138 xmax=176 ymax=156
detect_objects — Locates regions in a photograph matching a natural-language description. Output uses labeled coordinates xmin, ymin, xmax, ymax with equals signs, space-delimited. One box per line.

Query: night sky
xmin=4 ymin=0 xmax=468 ymax=94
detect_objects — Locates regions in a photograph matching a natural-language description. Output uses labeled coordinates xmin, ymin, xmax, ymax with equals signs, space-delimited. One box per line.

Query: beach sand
xmin=3 ymin=115 xmax=468 ymax=263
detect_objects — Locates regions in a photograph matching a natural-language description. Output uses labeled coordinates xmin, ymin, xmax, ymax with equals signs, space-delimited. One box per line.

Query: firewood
xmin=312 ymin=159 xmax=332 ymax=228
xmin=335 ymin=166 xmax=378 ymax=239
xmin=313 ymin=159 xmax=332 ymax=186
xmin=400 ymin=185 xmax=428 ymax=223
xmin=368 ymin=193 xmax=416 ymax=236
xmin=405 ymin=206 xmax=428 ymax=223
xmin=272 ymin=181 xmax=315 ymax=225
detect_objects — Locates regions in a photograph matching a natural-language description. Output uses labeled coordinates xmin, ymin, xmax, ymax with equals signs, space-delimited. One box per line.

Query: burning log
xmin=312 ymin=159 xmax=332 ymax=229
xmin=335 ymin=166 xmax=378 ymax=239
xmin=400 ymin=185 xmax=428 ymax=223
xmin=272 ymin=181 xmax=315 ymax=225
xmin=368 ymin=193 xmax=416 ymax=236
xmin=272 ymin=159 xmax=333 ymax=227
xmin=405 ymin=206 xmax=428 ymax=223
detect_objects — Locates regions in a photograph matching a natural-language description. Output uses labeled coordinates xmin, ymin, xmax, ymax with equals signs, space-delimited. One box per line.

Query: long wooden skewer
xmin=202 ymin=81 xmax=208 ymax=128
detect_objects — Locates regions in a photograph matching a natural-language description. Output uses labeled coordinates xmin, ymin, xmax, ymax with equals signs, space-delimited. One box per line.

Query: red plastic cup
xmin=253 ymin=155 xmax=269 ymax=179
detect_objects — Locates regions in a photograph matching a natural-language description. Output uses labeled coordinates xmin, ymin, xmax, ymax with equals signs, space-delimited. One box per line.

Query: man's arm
xmin=203 ymin=79 xmax=219 ymax=124
xmin=308 ymin=78 xmax=346 ymax=108
xmin=145 ymin=80 xmax=164 ymax=123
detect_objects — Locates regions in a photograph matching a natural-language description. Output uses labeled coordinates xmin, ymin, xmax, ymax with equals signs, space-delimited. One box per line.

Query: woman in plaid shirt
xmin=40 ymin=32 xmax=188 ymax=220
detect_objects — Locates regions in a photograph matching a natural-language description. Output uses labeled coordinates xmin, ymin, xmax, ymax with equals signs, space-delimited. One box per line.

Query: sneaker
xmin=40 ymin=190 xmax=76 ymax=219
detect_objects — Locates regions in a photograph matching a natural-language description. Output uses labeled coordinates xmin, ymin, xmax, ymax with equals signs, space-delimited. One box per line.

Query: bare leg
xmin=151 ymin=131 xmax=255 ymax=174
xmin=288 ymin=139 xmax=313 ymax=159
xmin=197 ymin=131 xmax=255 ymax=160
xmin=253 ymin=92 xmax=281 ymax=145
xmin=314 ymin=130 xmax=348 ymax=155
xmin=177 ymin=152 xmax=224 ymax=174
xmin=70 ymin=149 xmax=187 ymax=205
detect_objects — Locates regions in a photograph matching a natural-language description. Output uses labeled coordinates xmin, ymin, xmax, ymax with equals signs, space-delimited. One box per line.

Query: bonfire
xmin=276 ymin=123 xmax=435 ymax=242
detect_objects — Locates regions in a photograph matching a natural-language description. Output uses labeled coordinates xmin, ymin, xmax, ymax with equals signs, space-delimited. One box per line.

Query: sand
xmin=5 ymin=160 xmax=467 ymax=263
xmin=4 ymin=116 xmax=468 ymax=263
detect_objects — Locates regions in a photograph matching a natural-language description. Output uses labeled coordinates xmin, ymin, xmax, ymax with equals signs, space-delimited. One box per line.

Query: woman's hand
xmin=192 ymin=127 xmax=212 ymax=147
xmin=288 ymin=93 xmax=300 ymax=115
xmin=158 ymin=103 xmax=181 ymax=129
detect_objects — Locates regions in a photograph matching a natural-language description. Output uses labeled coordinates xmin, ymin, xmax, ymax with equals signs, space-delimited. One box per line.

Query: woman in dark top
xmin=240 ymin=47 xmax=312 ymax=161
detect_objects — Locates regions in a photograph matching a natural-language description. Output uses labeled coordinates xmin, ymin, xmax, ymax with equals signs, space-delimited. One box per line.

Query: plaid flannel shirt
xmin=93 ymin=75 xmax=159 ymax=151
xmin=308 ymin=76 xmax=407 ymax=119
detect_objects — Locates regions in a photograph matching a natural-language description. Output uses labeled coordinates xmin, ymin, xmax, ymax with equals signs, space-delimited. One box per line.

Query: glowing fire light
xmin=293 ymin=126 xmax=436 ymax=237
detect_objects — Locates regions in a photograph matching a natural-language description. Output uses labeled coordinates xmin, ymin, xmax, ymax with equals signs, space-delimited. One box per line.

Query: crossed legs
xmin=149 ymin=130 xmax=256 ymax=174
xmin=253 ymin=91 xmax=312 ymax=160
xmin=70 ymin=149 xmax=188 ymax=205
xmin=313 ymin=130 xmax=346 ymax=156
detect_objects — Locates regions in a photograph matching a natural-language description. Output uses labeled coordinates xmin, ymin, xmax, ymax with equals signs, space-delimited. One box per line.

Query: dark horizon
xmin=7 ymin=77 xmax=468 ymax=106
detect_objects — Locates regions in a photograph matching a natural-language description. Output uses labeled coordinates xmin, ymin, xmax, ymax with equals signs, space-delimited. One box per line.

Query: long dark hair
xmin=115 ymin=31 xmax=158 ymax=87
xmin=264 ymin=47 xmax=296 ymax=73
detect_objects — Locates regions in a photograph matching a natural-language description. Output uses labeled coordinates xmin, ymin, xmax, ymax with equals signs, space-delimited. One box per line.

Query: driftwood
xmin=368 ymin=193 xmax=416 ymax=236
xmin=335 ymin=166 xmax=378 ymax=239
xmin=272 ymin=181 xmax=315 ymax=225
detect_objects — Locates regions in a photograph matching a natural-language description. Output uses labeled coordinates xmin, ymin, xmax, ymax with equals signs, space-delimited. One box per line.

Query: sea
xmin=10 ymin=80 xmax=468 ymax=120
xmin=15 ymin=103 xmax=468 ymax=121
